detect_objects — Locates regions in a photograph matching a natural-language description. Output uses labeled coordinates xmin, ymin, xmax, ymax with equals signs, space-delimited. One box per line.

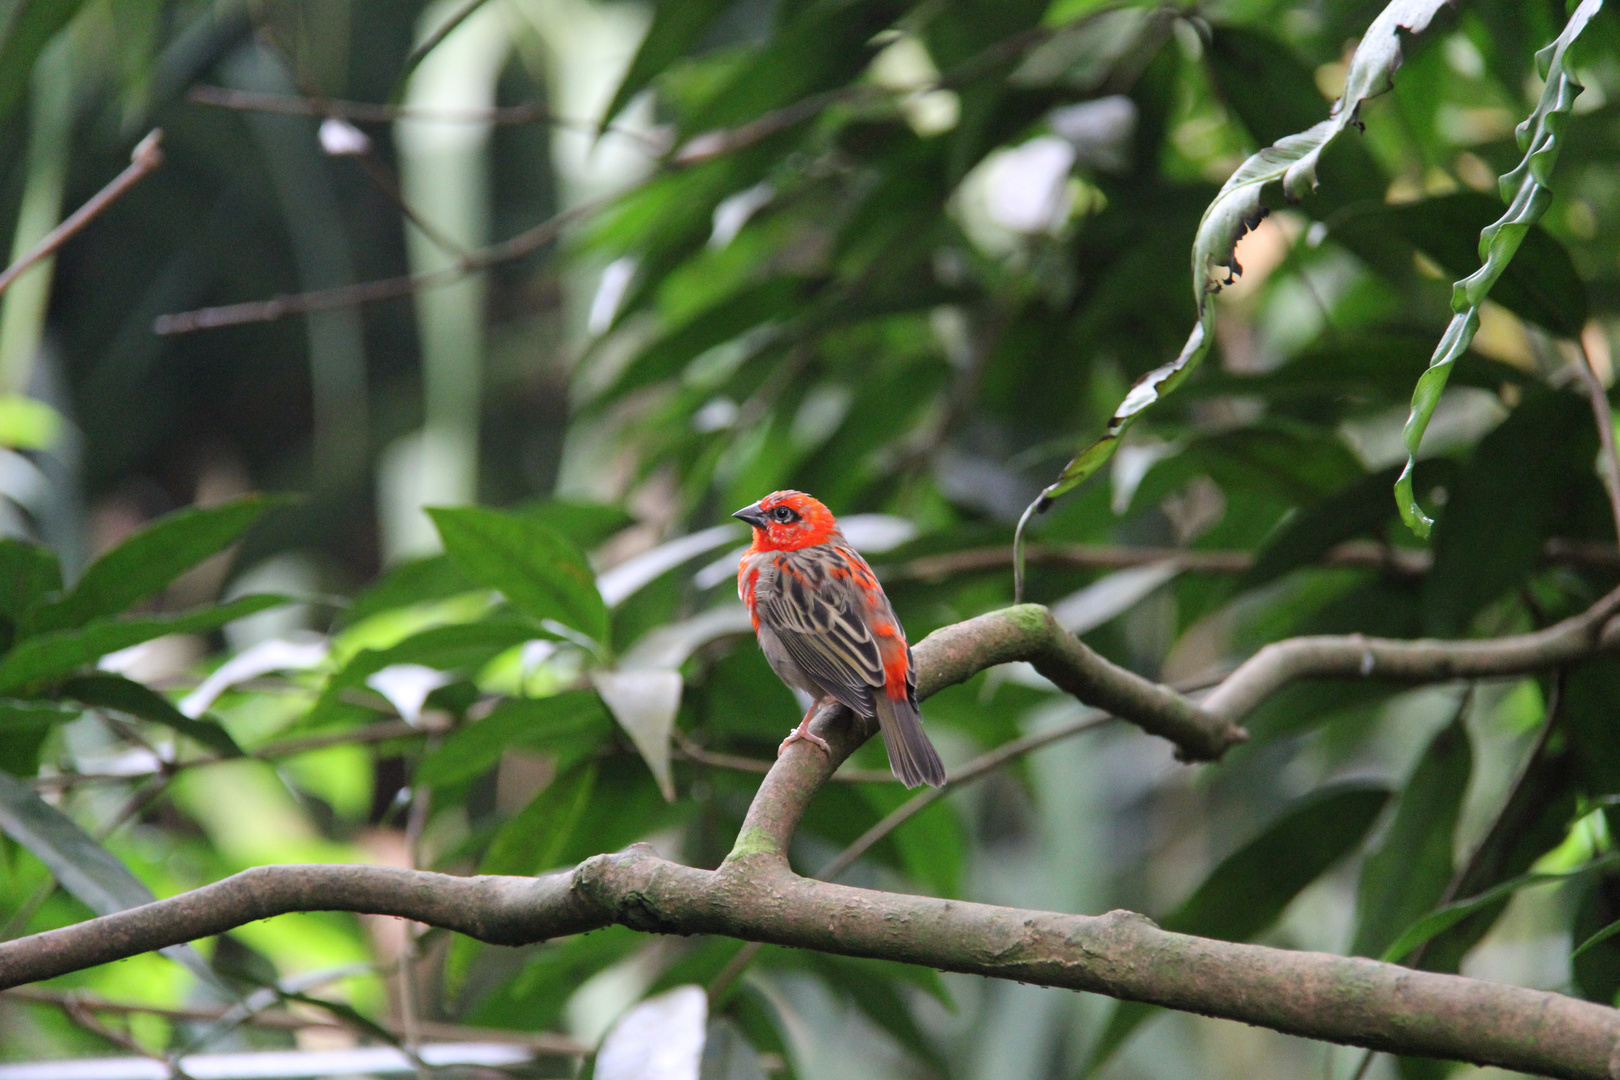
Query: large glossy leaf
xmin=415 ymin=691 xmax=613 ymax=788
xmin=479 ymin=761 xmax=599 ymax=876
xmin=596 ymin=985 xmax=708 ymax=1080
xmin=0 ymin=699 xmax=76 ymax=775
xmin=1329 ymin=193 xmax=1587 ymax=336
xmin=0 ymin=539 xmax=61 ymax=631
xmin=0 ymin=594 xmax=285 ymax=693
xmin=1394 ymin=0 xmax=1604 ymax=535
xmin=1352 ymin=714 xmax=1472 ymax=959
xmin=428 ymin=507 xmax=608 ymax=642
xmin=32 ymin=496 xmax=283 ymax=634
xmin=1422 ymin=390 xmax=1597 ymax=637
xmin=1088 ymin=784 xmax=1390 ymax=1070
xmin=59 ymin=673 xmax=243 ymax=758
xmin=592 ymin=669 xmax=683 ymax=801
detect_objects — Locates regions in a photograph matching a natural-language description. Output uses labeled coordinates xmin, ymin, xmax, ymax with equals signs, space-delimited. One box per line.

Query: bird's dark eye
xmin=772 ymin=505 xmax=798 ymax=523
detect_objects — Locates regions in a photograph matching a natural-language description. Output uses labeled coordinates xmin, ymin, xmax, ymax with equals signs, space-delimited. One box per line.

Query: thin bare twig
xmin=0 ymin=131 xmax=164 ymax=299
xmin=1574 ymin=341 xmax=1620 ymax=541
xmin=153 ymin=195 xmax=605 ymax=334
xmin=1 ymin=986 xmax=589 ymax=1054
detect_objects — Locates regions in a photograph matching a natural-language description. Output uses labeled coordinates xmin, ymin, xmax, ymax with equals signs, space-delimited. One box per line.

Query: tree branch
xmin=5 ymin=850 xmax=1618 ymax=1079
xmin=1201 ymin=583 xmax=1620 ymax=724
xmin=0 ymin=131 xmax=164 ymax=300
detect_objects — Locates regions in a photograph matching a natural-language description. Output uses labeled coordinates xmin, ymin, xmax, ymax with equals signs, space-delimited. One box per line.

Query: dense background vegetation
xmin=2 ymin=0 xmax=1620 ymax=1077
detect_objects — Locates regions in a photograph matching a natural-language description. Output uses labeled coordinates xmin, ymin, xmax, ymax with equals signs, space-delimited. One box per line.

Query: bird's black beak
xmin=732 ymin=504 xmax=769 ymax=529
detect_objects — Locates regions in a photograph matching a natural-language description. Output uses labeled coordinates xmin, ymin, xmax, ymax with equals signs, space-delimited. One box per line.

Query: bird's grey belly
xmin=756 ymin=619 xmax=825 ymax=701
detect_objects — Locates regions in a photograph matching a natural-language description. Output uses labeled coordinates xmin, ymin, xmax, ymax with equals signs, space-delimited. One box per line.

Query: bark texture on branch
xmin=8 ymin=598 xmax=1620 ymax=1077
xmin=5 ymin=850 xmax=1619 ymax=1079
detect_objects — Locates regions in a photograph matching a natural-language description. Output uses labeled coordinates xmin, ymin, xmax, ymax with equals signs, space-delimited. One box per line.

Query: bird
xmin=733 ymin=490 xmax=946 ymax=788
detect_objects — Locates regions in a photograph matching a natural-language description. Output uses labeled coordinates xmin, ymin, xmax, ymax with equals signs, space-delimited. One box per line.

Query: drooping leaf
xmin=31 ymin=496 xmax=283 ymax=634
xmin=479 ymin=762 xmax=599 ymax=877
xmin=601 ymin=0 xmax=731 ymax=126
xmin=0 ymin=539 xmax=61 ymax=632
xmin=1383 ymin=854 xmax=1620 ymax=964
xmin=428 ymin=506 xmax=608 ymax=642
xmin=1089 ymin=783 xmax=1390 ymax=1070
xmin=1422 ymin=390 xmax=1597 ymax=636
xmin=1014 ymin=0 xmax=1454 ymax=591
xmin=0 ymin=594 xmax=286 ymax=693
xmin=416 ymin=691 xmax=613 ymax=789
xmin=1328 ymin=193 xmax=1587 ymax=336
xmin=343 ymin=556 xmax=475 ymax=627
xmin=59 ymin=673 xmax=243 ymax=758
xmin=0 ymin=699 xmax=77 ymax=775
xmin=1352 ymin=713 xmax=1472 ymax=959
xmin=592 ymin=669 xmax=683 ymax=801
xmin=1394 ymin=0 xmax=1604 ymax=535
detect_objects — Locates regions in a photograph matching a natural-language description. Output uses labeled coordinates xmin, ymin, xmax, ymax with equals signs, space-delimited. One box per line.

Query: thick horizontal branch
xmin=1202 ymin=583 xmax=1620 ymax=723
xmin=4 ymin=851 xmax=1617 ymax=1079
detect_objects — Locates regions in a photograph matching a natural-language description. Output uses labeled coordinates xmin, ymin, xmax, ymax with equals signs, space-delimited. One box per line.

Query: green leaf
xmin=0 ymin=0 xmax=91 ymax=124
xmin=0 ymin=594 xmax=286 ymax=693
xmin=32 ymin=496 xmax=283 ymax=634
xmin=415 ymin=691 xmax=613 ymax=788
xmin=308 ymin=616 xmax=544 ymax=727
xmin=1352 ymin=714 xmax=1472 ymax=959
xmin=1089 ymin=783 xmax=1390 ymax=1070
xmin=479 ymin=761 xmax=598 ymax=876
xmin=1394 ymin=0 xmax=1604 ymax=536
xmin=601 ymin=0 xmax=730 ymax=126
xmin=592 ymin=669 xmax=683 ymax=802
xmin=0 ymin=769 xmax=222 ymax=988
xmin=1382 ymin=854 xmax=1620 ymax=964
xmin=0 ymin=538 xmax=61 ymax=630
xmin=1329 ymin=193 xmax=1587 ymax=336
xmin=0 ymin=699 xmax=76 ymax=775
xmin=1015 ymin=0 xmax=1454 ymax=589
xmin=428 ymin=506 xmax=608 ymax=642
xmin=343 ymin=556 xmax=475 ymax=627
xmin=1422 ymin=390 xmax=1596 ymax=636
xmin=58 ymin=673 xmax=243 ymax=758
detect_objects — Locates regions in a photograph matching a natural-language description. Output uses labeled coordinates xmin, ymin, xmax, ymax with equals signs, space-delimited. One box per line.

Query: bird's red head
xmin=733 ymin=490 xmax=839 ymax=552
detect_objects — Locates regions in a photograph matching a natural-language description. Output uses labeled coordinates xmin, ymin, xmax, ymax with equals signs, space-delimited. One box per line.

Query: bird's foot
xmin=778 ymin=725 xmax=831 ymax=759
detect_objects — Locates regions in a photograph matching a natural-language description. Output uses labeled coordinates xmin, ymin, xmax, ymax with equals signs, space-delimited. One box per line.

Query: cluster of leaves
xmin=7 ymin=0 xmax=1620 ymax=1077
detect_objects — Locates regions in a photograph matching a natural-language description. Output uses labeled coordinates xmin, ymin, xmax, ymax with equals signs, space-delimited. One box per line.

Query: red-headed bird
xmin=734 ymin=491 xmax=945 ymax=788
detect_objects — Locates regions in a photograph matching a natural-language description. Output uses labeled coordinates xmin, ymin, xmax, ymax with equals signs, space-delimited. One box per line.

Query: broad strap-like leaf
xmin=600 ymin=0 xmax=730 ymax=127
xmin=1012 ymin=0 xmax=1454 ymax=597
xmin=59 ymin=673 xmax=243 ymax=758
xmin=595 ymin=985 xmax=708 ymax=1080
xmin=0 ymin=594 xmax=286 ymax=693
xmin=1352 ymin=713 xmax=1472 ymax=959
xmin=415 ymin=691 xmax=613 ymax=789
xmin=428 ymin=506 xmax=608 ymax=643
xmin=1394 ymin=0 xmax=1604 ymax=536
xmin=31 ymin=495 xmax=283 ymax=634
xmin=1382 ymin=854 xmax=1620 ymax=964
xmin=0 ymin=539 xmax=61 ymax=631
xmin=1087 ymin=784 xmax=1390 ymax=1072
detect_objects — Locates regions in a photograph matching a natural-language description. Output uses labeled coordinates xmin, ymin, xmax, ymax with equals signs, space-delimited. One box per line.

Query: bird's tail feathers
xmin=872 ymin=694 xmax=945 ymax=789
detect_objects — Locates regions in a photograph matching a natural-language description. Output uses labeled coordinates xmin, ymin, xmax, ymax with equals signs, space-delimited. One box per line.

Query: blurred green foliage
xmin=2 ymin=0 xmax=1620 ymax=1078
